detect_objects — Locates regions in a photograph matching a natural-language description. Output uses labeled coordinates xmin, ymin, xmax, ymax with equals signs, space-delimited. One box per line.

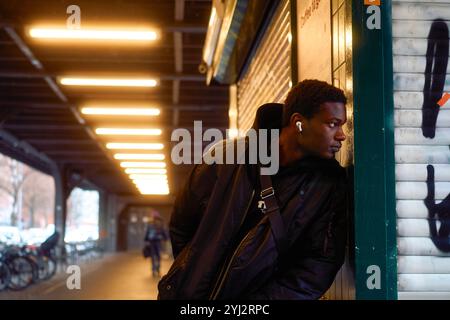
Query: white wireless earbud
xmin=296 ymin=121 xmax=302 ymax=133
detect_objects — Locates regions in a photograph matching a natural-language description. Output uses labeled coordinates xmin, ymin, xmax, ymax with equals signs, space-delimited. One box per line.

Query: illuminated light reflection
xmin=114 ymin=153 xmax=165 ymax=160
xmin=106 ymin=143 xmax=164 ymax=150
xmin=124 ymin=168 xmax=167 ymax=174
xmin=139 ymin=189 xmax=170 ymax=195
xmin=95 ymin=128 xmax=161 ymax=135
xmin=130 ymin=174 xmax=168 ymax=180
xmin=120 ymin=162 xmax=166 ymax=168
xmin=29 ymin=28 xmax=158 ymax=41
xmin=81 ymin=107 xmax=160 ymax=116
xmin=60 ymin=77 xmax=158 ymax=87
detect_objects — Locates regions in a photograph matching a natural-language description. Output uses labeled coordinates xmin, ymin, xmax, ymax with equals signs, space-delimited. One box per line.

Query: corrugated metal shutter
xmin=236 ymin=0 xmax=291 ymax=133
xmin=392 ymin=0 xmax=450 ymax=300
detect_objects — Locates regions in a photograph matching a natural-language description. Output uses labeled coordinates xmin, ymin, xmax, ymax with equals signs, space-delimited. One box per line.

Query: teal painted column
xmin=352 ymin=0 xmax=397 ymax=299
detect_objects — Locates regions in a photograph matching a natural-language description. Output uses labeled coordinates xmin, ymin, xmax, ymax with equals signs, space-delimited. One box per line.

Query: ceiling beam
xmin=3 ymin=27 xmax=68 ymax=103
xmin=45 ymin=150 xmax=102 ymax=156
xmin=0 ymin=81 xmax=48 ymax=88
xmin=6 ymin=120 xmax=77 ymax=126
xmin=2 ymin=113 xmax=70 ymax=121
xmin=1 ymin=26 xmax=163 ymax=192
xmin=172 ymin=32 xmax=183 ymax=105
xmin=173 ymin=1 xmax=184 ymax=109
xmin=0 ymin=102 xmax=68 ymax=109
xmin=3 ymin=124 xmax=84 ymax=130
xmin=3 ymin=27 xmax=43 ymax=70
xmin=57 ymin=159 xmax=111 ymax=164
xmin=172 ymin=80 xmax=180 ymax=105
xmin=172 ymin=107 xmax=180 ymax=127
xmin=0 ymin=129 xmax=54 ymax=163
xmin=163 ymin=74 xmax=203 ymax=81
xmin=175 ymin=0 xmax=185 ymax=21
xmin=26 ymin=139 xmax=96 ymax=145
xmin=2 ymin=28 xmax=84 ymax=126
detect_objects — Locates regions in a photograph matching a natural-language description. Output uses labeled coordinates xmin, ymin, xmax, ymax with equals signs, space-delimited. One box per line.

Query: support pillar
xmin=52 ymin=164 xmax=71 ymax=247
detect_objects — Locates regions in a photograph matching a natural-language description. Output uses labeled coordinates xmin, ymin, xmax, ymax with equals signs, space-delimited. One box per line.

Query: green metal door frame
xmin=352 ymin=0 xmax=397 ymax=299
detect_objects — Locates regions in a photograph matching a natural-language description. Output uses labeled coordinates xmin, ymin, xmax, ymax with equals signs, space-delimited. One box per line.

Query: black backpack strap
xmin=259 ymin=172 xmax=288 ymax=255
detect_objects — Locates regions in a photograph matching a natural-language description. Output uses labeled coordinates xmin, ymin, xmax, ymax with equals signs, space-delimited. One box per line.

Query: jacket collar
xmin=251 ymin=103 xmax=283 ymax=131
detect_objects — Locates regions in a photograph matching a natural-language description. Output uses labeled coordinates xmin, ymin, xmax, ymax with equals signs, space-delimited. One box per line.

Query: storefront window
xmin=0 ymin=153 xmax=55 ymax=245
xmin=65 ymin=187 xmax=99 ymax=243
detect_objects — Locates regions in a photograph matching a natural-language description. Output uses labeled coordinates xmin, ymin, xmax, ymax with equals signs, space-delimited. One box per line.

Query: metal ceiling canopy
xmin=0 ymin=0 xmax=229 ymax=196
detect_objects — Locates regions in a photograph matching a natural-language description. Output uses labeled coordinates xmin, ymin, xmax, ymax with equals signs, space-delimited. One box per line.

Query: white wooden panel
xmin=394 ymin=92 xmax=423 ymax=109
xmin=392 ymin=20 xmax=450 ymax=38
xmin=393 ymin=38 xmax=450 ymax=56
xmin=398 ymin=291 xmax=450 ymax=300
xmin=395 ymin=128 xmax=450 ymax=145
xmin=393 ymin=3 xmax=450 ymax=20
xmin=393 ymin=0 xmax=450 ymax=297
xmin=398 ymin=256 xmax=450 ymax=274
xmin=394 ymin=0 xmax=450 ymax=2
xmin=396 ymin=181 xmax=450 ymax=199
xmin=395 ymin=145 xmax=450 ymax=164
xmin=398 ymin=237 xmax=450 ymax=256
xmin=393 ymin=56 xmax=450 ymax=74
xmin=398 ymin=274 xmax=450 ymax=291
xmin=397 ymin=199 xmax=450 ymax=217
xmin=395 ymin=110 xmax=450 ymax=128
xmin=397 ymin=200 xmax=428 ymax=218
xmin=397 ymin=218 xmax=435 ymax=237
xmin=396 ymin=164 xmax=450 ymax=181
xmin=393 ymin=91 xmax=450 ymax=111
xmin=394 ymin=74 xmax=450 ymax=92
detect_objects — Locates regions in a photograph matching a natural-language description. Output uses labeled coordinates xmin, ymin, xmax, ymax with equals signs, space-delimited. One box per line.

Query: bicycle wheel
xmin=0 ymin=262 xmax=10 ymax=291
xmin=42 ymin=256 xmax=57 ymax=280
xmin=8 ymin=256 xmax=33 ymax=291
xmin=36 ymin=255 xmax=49 ymax=281
xmin=25 ymin=256 xmax=40 ymax=283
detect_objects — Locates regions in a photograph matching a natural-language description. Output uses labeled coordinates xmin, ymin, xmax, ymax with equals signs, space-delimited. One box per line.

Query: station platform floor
xmin=0 ymin=251 xmax=173 ymax=300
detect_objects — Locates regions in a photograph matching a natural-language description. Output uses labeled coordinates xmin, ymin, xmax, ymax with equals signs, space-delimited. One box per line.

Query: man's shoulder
xmin=203 ymin=137 xmax=248 ymax=162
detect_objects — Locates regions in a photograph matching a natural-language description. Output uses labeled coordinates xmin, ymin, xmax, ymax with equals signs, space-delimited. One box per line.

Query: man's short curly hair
xmin=282 ymin=79 xmax=347 ymax=127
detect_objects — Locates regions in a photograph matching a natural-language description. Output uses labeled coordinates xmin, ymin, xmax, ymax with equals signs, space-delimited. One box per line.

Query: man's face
xmin=298 ymin=102 xmax=347 ymax=159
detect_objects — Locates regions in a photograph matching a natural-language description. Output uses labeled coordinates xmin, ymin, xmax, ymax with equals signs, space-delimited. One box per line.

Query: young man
xmin=144 ymin=217 xmax=169 ymax=277
xmin=158 ymin=79 xmax=348 ymax=299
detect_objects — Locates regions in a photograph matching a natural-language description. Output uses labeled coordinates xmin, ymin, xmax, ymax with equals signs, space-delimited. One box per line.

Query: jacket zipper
xmin=209 ymin=189 xmax=255 ymax=300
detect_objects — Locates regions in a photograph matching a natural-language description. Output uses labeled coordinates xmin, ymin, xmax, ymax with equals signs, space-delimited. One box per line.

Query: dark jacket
xmin=158 ymin=103 xmax=348 ymax=300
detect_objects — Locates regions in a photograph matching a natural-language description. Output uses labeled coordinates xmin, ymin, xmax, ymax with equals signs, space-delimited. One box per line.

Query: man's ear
xmin=289 ymin=113 xmax=306 ymax=128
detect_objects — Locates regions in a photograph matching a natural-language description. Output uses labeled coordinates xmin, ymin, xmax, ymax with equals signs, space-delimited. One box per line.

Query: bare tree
xmin=67 ymin=188 xmax=85 ymax=228
xmin=22 ymin=171 xmax=54 ymax=228
xmin=0 ymin=155 xmax=30 ymax=226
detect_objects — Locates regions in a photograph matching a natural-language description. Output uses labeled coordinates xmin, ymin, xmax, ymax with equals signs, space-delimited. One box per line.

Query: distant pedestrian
xmin=143 ymin=217 xmax=169 ymax=277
